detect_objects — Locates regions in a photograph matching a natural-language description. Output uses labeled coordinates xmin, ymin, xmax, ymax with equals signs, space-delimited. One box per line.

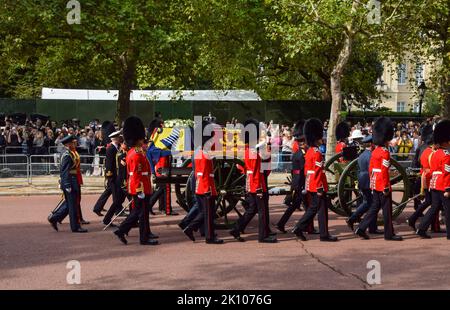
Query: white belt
xmin=372 ymin=169 xmax=381 ymax=172
xmin=129 ymin=172 xmax=133 ymax=175
xmin=209 ymin=174 xmax=214 ymax=177
xmin=307 ymin=170 xmax=314 ymax=174
xmin=142 ymin=172 xmax=149 ymax=176
xmin=197 ymin=172 xmax=203 ymax=176
xmin=247 ymin=171 xmax=253 ymax=174
xmin=432 ymin=171 xmax=442 ymax=175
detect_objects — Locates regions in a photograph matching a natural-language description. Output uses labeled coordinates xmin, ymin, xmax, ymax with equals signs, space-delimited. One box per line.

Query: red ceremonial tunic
xmin=304 ymin=147 xmax=327 ymax=192
xmin=244 ymin=146 xmax=267 ymax=193
xmin=194 ymin=150 xmax=217 ymax=196
xmin=369 ymin=146 xmax=390 ymax=192
xmin=126 ymin=147 xmax=152 ymax=195
xmin=335 ymin=141 xmax=347 ymax=163
xmin=420 ymin=146 xmax=434 ymax=188
xmin=430 ymin=149 xmax=450 ymax=192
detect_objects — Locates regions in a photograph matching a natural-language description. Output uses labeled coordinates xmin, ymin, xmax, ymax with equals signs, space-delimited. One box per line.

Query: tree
xmin=0 ymin=0 xmax=199 ymax=123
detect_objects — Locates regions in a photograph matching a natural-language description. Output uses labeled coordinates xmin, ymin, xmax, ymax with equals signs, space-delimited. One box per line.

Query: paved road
xmin=1 ymin=194 xmax=449 ymax=290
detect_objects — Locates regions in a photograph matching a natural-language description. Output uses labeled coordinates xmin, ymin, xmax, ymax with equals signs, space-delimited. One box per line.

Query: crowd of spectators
xmin=0 ymin=116 xmax=112 ymax=156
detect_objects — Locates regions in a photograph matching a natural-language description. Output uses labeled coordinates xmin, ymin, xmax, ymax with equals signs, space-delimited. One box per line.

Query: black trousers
xmin=418 ymin=190 xmax=450 ymax=237
xmin=187 ymin=194 xmax=216 ymax=241
xmin=149 ymin=184 xmax=172 ymax=214
xmin=117 ymin=195 xmax=151 ymax=243
xmin=294 ymin=192 xmax=329 ymax=238
xmin=277 ymin=187 xmax=303 ymax=229
xmin=233 ymin=193 xmax=270 ymax=241
xmin=93 ymin=181 xmax=112 ymax=213
xmin=359 ymin=191 xmax=394 ymax=239
xmin=103 ymin=181 xmax=126 ymax=225
xmin=408 ymin=190 xmax=440 ymax=231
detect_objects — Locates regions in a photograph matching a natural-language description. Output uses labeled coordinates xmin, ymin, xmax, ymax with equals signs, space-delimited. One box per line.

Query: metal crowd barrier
xmin=0 ymin=154 xmax=30 ymax=185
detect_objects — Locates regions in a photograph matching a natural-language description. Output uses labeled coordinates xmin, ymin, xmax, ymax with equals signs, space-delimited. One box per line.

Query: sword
xmin=102 ymin=199 xmax=132 ymax=231
xmin=394 ymin=193 xmax=423 ymax=210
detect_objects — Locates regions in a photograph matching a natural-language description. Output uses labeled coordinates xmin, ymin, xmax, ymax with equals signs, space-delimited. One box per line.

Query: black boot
xmin=416 ymin=229 xmax=431 ymax=239
xmin=183 ymin=227 xmax=195 ymax=242
xmin=229 ymin=229 xmax=245 ymax=242
xmin=114 ymin=229 xmax=128 ymax=244
xmin=355 ymin=228 xmax=370 ymax=240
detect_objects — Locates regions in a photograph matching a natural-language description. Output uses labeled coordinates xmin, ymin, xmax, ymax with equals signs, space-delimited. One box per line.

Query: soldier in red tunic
xmin=407 ymin=124 xmax=441 ymax=232
xmin=182 ymin=120 xmax=223 ymax=244
xmin=416 ymin=119 xmax=450 ymax=239
xmin=229 ymin=119 xmax=277 ymax=243
xmin=113 ymin=116 xmax=159 ymax=246
xmin=335 ymin=121 xmax=350 ymax=163
xmin=291 ymin=118 xmax=337 ymax=242
xmin=355 ymin=117 xmax=402 ymax=241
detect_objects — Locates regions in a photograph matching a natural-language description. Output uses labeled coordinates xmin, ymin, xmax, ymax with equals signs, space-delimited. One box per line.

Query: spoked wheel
xmin=174 ymin=158 xmax=247 ymax=224
xmin=324 ymin=153 xmax=349 ymax=216
xmin=337 ymin=158 xmax=410 ymax=220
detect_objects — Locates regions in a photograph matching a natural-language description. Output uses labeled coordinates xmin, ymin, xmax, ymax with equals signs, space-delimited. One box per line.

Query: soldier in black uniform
xmin=92 ymin=121 xmax=116 ymax=215
xmin=276 ymin=120 xmax=307 ymax=233
xmin=101 ymin=130 xmax=123 ymax=227
xmin=48 ymin=135 xmax=87 ymax=233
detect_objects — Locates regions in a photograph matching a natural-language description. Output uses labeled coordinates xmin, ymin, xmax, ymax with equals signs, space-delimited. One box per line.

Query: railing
xmin=0 ymin=154 xmax=105 ymax=186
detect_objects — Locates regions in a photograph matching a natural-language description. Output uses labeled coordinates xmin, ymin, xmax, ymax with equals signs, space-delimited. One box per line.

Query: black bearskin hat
xmin=420 ymin=123 xmax=434 ymax=145
xmin=335 ymin=121 xmax=350 ymax=141
xmin=293 ymin=120 xmax=305 ymax=139
xmin=304 ymin=118 xmax=323 ymax=146
xmin=372 ymin=117 xmax=394 ymax=146
xmin=244 ymin=118 xmax=260 ymax=145
xmin=123 ymin=116 xmax=145 ymax=147
xmin=101 ymin=121 xmax=116 ymax=144
xmin=433 ymin=119 xmax=450 ymax=145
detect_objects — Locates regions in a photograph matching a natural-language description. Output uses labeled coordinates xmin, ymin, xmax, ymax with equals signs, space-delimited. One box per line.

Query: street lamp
xmin=418 ymin=81 xmax=427 ymax=118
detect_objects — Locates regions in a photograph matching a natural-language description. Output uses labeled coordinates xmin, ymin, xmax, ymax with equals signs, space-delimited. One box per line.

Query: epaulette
xmin=134 ymin=147 xmax=143 ymax=153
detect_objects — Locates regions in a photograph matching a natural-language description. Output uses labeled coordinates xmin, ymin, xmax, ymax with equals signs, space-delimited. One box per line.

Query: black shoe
xmin=369 ymin=229 xmax=384 ymax=235
xmin=49 ymin=220 xmax=58 ymax=232
xmin=114 ymin=230 xmax=128 ymax=244
xmin=259 ymin=237 xmax=278 ymax=243
xmin=406 ymin=218 xmax=416 ymax=231
xmin=385 ymin=235 xmax=403 ymax=241
xmin=346 ymin=218 xmax=354 ymax=231
xmin=148 ymin=233 xmax=159 ymax=239
xmin=292 ymin=229 xmax=307 ymax=241
xmin=93 ymin=210 xmax=104 ymax=217
xmin=320 ymin=235 xmax=338 ymax=242
xmin=80 ymin=219 xmax=90 ymax=225
xmin=416 ymin=230 xmax=431 ymax=239
xmin=183 ymin=227 xmax=195 ymax=242
xmin=275 ymin=224 xmax=287 ymax=234
xmin=269 ymin=231 xmax=277 ymax=237
xmin=149 ymin=209 xmax=156 ymax=216
xmin=178 ymin=222 xmax=187 ymax=230
xmin=355 ymin=228 xmax=370 ymax=240
xmin=308 ymin=229 xmax=320 ymax=235
xmin=229 ymin=230 xmax=245 ymax=242
xmin=73 ymin=228 xmax=88 ymax=233
xmin=206 ymin=238 xmax=224 ymax=244
xmin=140 ymin=239 xmax=159 ymax=245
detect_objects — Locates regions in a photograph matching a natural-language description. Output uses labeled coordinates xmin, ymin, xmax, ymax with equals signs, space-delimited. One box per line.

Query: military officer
xmin=113 ymin=116 xmax=159 ymax=246
xmin=101 ymin=130 xmax=123 ymax=227
xmin=229 ymin=119 xmax=277 ymax=243
xmin=182 ymin=120 xmax=223 ymax=244
xmin=355 ymin=117 xmax=402 ymax=241
xmin=292 ymin=118 xmax=338 ymax=242
xmin=416 ymin=119 xmax=450 ymax=239
xmin=48 ymin=135 xmax=87 ymax=233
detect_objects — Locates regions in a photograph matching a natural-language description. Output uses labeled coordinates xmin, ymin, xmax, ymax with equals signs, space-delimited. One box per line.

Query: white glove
xmin=137 ymin=192 xmax=145 ymax=199
xmin=65 ymin=188 xmax=72 ymax=193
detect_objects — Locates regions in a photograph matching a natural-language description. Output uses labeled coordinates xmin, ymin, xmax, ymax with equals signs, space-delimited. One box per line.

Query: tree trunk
xmin=116 ymin=52 xmax=136 ymax=124
xmin=325 ymin=1 xmax=359 ymax=162
xmin=325 ymin=34 xmax=354 ymax=161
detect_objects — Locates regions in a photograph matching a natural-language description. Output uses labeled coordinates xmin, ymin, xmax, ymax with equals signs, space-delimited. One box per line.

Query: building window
xmin=415 ymin=63 xmax=424 ymax=85
xmin=413 ymin=102 xmax=420 ymax=113
xmin=397 ymin=63 xmax=407 ymax=85
xmin=397 ymin=101 xmax=406 ymax=112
